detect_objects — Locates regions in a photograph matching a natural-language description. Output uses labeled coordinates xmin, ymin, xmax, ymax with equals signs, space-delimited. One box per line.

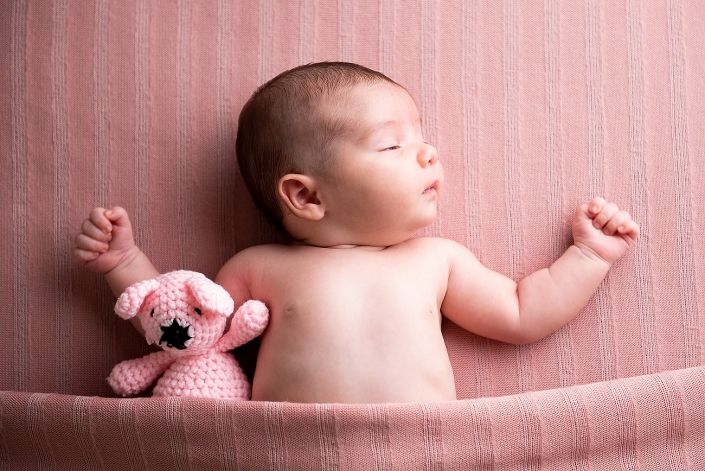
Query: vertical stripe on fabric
xmin=558 ymin=390 xmax=590 ymax=470
xmin=51 ymin=0 xmax=72 ymax=395
xmin=378 ymin=0 xmax=394 ymax=76
xmin=134 ymin=0 xmax=151 ymax=255
xmin=474 ymin=337 xmax=494 ymax=398
xmin=11 ymin=0 xmax=29 ymax=393
xmin=596 ymin=274 xmax=616 ymax=380
xmin=504 ymin=0 xmax=531 ymax=392
xmin=518 ymin=344 xmax=534 ymax=394
xmin=72 ymin=396 xmax=103 ymax=471
xmin=299 ymin=0 xmax=314 ymax=64
xmin=315 ymin=403 xmax=339 ymax=471
xmin=265 ymin=402 xmax=287 ymax=471
xmin=338 ymin=0 xmax=353 ymax=62
xmin=258 ymin=0 xmax=273 ymax=82
xmin=627 ymin=0 xmax=658 ymax=375
xmin=462 ymin=0 xmax=481 ymax=257
xmin=515 ymin=395 xmax=542 ymax=470
xmin=545 ymin=0 xmax=574 ymax=388
xmin=421 ymin=0 xmax=439 ymax=236
xmin=176 ymin=0 xmax=192 ymax=269
xmin=118 ymin=399 xmax=147 ymax=471
xmin=470 ymin=400 xmax=495 ymax=470
xmin=655 ymin=375 xmax=688 ymax=469
xmin=215 ymin=400 xmax=238 ymax=471
xmin=0 ymin=396 xmax=9 ymax=471
xmin=586 ymin=0 xmax=617 ymax=381
xmin=682 ymin=368 xmax=705 ymax=469
xmin=607 ymin=382 xmax=638 ymax=469
xmin=367 ymin=404 xmax=392 ymax=471
xmin=544 ymin=0 xmax=562 ymax=262
xmin=27 ymin=394 xmax=56 ymax=470
xmin=420 ymin=0 xmax=436 ymax=144
xmin=585 ymin=0 xmax=604 ymax=198
xmin=165 ymin=397 xmax=190 ymax=471
xmin=422 ymin=403 xmax=443 ymax=471
xmin=217 ymin=0 xmax=234 ymax=265
xmin=503 ymin=0 xmax=523 ymax=282
xmin=95 ymin=265 xmax=115 ymax=394
xmin=667 ymin=0 xmax=700 ymax=368
xmin=94 ymin=0 xmax=115 ymax=397
xmin=94 ymin=0 xmax=110 ymax=206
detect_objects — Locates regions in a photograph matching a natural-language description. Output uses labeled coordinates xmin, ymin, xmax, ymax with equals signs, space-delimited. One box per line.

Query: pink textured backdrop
xmin=1 ymin=0 xmax=705 ymax=468
xmin=2 ymin=0 xmax=705 ymax=399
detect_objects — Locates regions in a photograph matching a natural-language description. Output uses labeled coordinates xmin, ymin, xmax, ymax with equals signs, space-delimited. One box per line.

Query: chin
xmin=417 ymin=210 xmax=438 ymax=229
xmin=399 ymin=216 xmax=438 ymax=242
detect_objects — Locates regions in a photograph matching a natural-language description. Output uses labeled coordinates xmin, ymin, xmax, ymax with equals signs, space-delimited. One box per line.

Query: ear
xmin=278 ymin=174 xmax=325 ymax=221
xmin=185 ymin=274 xmax=235 ymax=317
xmin=114 ymin=278 xmax=161 ymax=320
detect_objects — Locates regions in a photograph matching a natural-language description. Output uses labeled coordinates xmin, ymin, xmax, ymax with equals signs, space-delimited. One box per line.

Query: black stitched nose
xmin=159 ymin=319 xmax=191 ymax=350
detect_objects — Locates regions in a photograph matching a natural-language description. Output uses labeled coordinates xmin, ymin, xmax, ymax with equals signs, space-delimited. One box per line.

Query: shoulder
xmin=404 ymin=237 xmax=483 ymax=279
xmin=392 ymin=237 xmax=479 ymax=277
xmin=215 ymin=244 xmax=288 ymax=303
xmin=399 ymin=237 xmax=475 ymax=260
xmin=218 ymin=243 xmax=289 ymax=276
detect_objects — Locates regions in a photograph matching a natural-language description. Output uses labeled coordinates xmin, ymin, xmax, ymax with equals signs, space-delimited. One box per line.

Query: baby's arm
xmin=441 ymin=198 xmax=639 ymax=344
xmin=214 ymin=247 xmax=259 ymax=314
xmin=73 ymin=207 xmax=159 ymax=334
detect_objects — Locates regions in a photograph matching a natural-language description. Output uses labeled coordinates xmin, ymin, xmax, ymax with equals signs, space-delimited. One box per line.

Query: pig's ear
xmin=185 ymin=275 xmax=234 ymax=317
xmin=114 ymin=278 xmax=161 ymax=319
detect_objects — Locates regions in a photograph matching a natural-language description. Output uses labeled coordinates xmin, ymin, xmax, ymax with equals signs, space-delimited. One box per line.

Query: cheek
xmin=436 ymin=166 xmax=445 ymax=197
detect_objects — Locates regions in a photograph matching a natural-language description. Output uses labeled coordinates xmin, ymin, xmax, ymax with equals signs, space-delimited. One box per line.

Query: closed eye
xmin=381 ymin=145 xmax=400 ymax=151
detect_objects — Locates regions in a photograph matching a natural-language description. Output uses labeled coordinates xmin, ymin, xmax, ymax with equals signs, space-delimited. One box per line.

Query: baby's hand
xmin=572 ymin=197 xmax=640 ymax=266
xmin=72 ymin=207 xmax=139 ymax=274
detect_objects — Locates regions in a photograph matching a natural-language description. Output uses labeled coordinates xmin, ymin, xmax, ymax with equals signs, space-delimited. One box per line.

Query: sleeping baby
xmin=73 ymin=62 xmax=639 ymax=403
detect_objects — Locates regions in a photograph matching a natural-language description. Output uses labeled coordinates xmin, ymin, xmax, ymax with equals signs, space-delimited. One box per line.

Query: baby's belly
xmin=250 ymin=308 xmax=457 ymax=403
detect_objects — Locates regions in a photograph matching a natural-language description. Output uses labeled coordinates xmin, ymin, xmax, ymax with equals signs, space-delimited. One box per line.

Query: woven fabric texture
xmin=1 ymin=0 xmax=704 ymax=468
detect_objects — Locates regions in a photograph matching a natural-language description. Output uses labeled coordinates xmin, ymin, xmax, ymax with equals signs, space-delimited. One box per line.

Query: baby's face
xmin=318 ymin=82 xmax=443 ymax=245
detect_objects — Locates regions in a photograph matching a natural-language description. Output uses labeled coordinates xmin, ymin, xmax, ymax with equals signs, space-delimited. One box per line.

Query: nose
xmin=417 ymin=143 xmax=439 ymax=167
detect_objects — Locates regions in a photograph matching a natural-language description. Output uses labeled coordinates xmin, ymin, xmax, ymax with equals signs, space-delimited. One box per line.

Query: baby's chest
xmin=248 ymin=245 xmax=451 ymax=330
xmin=272 ymin=261 xmax=442 ymax=328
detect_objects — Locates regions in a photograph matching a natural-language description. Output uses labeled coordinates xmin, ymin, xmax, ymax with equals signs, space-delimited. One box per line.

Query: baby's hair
xmin=236 ymin=61 xmax=400 ymax=231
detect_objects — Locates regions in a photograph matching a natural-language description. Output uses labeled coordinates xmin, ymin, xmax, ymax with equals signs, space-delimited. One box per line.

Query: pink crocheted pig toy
xmin=107 ymin=270 xmax=268 ymax=399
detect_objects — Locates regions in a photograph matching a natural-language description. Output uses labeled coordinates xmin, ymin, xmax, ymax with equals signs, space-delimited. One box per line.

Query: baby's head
xmin=236 ymin=62 xmax=442 ymax=247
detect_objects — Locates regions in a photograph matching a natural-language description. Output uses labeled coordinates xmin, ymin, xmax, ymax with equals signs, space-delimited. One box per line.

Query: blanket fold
xmin=2 ymin=366 xmax=704 ymax=470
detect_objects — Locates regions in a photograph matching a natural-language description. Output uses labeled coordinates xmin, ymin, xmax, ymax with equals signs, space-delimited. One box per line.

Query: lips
xmin=423 ymin=180 xmax=439 ymax=194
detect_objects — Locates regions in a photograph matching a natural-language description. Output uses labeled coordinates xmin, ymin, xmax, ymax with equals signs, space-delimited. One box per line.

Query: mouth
xmin=423 ymin=180 xmax=439 ymax=195
xmin=159 ymin=318 xmax=192 ymax=350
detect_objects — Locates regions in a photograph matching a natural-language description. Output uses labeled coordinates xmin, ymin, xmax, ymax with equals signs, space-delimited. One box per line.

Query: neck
xmin=291 ymin=240 xmax=388 ymax=251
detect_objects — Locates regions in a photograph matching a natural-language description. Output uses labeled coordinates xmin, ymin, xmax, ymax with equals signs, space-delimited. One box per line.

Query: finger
xmin=71 ymin=247 xmax=100 ymax=264
xmin=602 ymin=209 xmax=631 ymax=236
xmin=75 ymin=233 xmax=110 ymax=253
xmin=88 ymin=207 xmax=112 ymax=234
xmin=104 ymin=206 xmax=132 ymax=230
xmin=576 ymin=203 xmax=590 ymax=221
xmin=592 ymin=202 xmax=619 ymax=230
xmin=587 ymin=197 xmax=607 ymax=217
xmin=616 ymin=219 xmax=640 ymax=241
xmin=81 ymin=218 xmax=112 ymax=242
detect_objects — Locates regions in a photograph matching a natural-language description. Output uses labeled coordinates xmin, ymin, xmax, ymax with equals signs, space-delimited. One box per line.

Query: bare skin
xmin=73 ymin=82 xmax=639 ymax=403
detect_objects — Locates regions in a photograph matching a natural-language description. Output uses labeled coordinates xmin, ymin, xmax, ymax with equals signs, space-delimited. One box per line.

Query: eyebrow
xmin=356 ymin=117 xmax=423 ymax=143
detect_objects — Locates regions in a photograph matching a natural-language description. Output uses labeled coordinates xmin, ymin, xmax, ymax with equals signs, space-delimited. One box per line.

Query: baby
xmin=73 ymin=62 xmax=639 ymax=403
